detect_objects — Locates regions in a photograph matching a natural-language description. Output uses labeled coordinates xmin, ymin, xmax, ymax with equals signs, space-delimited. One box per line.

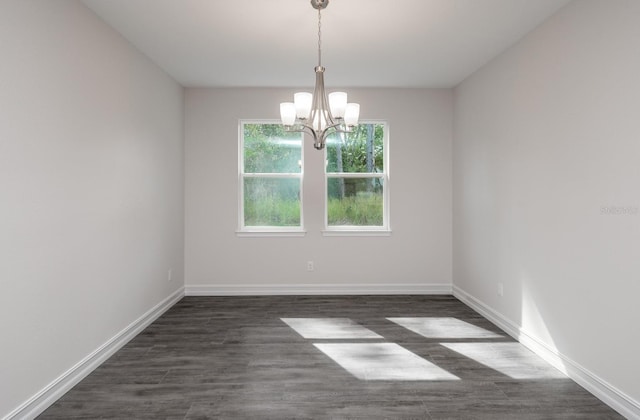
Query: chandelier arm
xmin=287 ymin=124 xmax=320 ymax=143
xmin=324 ymin=123 xmax=353 ymax=140
xmin=329 ymin=125 xmax=354 ymax=134
xmin=304 ymin=125 xmax=319 ymax=143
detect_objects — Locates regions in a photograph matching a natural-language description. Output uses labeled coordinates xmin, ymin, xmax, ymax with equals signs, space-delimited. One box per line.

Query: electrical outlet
xmin=497 ymin=282 xmax=504 ymax=297
xmin=168 ymin=269 xmax=172 ymax=282
xmin=307 ymin=261 xmax=314 ymax=271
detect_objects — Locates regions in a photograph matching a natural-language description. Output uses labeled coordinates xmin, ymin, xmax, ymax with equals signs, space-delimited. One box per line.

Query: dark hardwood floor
xmin=38 ymin=295 xmax=623 ymax=419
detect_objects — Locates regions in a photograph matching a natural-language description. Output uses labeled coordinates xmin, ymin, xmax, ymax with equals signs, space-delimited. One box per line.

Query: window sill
xmin=236 ymin=229 xmax=307 ymax=238
xmin=322 ymin=229 xmax=392 ymax=237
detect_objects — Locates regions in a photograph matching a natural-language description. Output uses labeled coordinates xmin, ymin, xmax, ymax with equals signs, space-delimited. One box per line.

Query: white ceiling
xmin=82 ymin=0 xmax=572 ymax=88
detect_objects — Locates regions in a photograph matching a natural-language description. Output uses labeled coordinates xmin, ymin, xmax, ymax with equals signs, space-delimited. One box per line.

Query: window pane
xmin=326 ymin=123 xmax=384 ymax=173
xmin=327 ymin=177 xmax=383 ymax=226
xmin=243 ymin=124 xmax=302 ymax=173
xmin=244 ymin=177 xmax=300 ymax=227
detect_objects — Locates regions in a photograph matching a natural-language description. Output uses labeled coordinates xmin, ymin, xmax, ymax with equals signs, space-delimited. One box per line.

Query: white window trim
xmin=237 ymin=120 xmax=305 ymax=236
xmin=236 ymin=228 xmax=306 ymax=238
xmin=323 ymin=121 xmax=391 ymax=236
xmin=321 ymin=229 xmax=391 ymax=237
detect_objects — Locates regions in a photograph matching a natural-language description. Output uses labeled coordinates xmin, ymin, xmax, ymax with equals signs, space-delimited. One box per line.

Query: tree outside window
xmin=239 ymin=121 xmax=389 ymax=235
xmin=325 ymin=123 xmax=388 ymax=229
xmin=240 ymin=123 xmax=303 ymax=229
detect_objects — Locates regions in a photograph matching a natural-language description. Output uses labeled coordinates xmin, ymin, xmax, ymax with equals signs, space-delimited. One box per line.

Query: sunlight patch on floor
xmin=314 ymin=343 xmax=460 ymax=381
xmin=441 ymin=342 xmax=567 ymax=379
xmin=387 ymin=317 xmax=503 ymax=339
xmin=281 ymin=318 xmax=382 ymax=339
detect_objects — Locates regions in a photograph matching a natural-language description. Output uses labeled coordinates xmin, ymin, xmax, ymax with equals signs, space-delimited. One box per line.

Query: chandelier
xmin=279 ymin=0 xmax=360 ymax=150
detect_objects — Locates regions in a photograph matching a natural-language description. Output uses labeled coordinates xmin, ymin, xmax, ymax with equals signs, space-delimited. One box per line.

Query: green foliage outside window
xmin=326 ymin=123 xmax=386 ymax=226
xmin=244 ymin=124 xmax=301 ymax=174
xmin=241 ymin=122 xmax=386 ymax=228
xmin=326 ymin=124 xmax=384 ymax=174
xmin=244 ymin=178 xmax=300 ymax=226
xmin=243 ymin=124 xmax=301 ymax=227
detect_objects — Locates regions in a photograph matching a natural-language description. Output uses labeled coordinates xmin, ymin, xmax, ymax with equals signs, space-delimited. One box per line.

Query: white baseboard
xmin=5 ymin=287 xmax=185 ymax=420
xmin=453 ymin=285 xmax=640 ymax=420
xmin=186 ymin=283 xmax=452 ymax=296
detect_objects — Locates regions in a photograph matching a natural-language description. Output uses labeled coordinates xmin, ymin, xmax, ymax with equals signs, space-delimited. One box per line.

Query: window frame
xmin=237 ymin=120 xmax=306 ymax=237
xmin=323 ymin=120 xmax=391 ymax=236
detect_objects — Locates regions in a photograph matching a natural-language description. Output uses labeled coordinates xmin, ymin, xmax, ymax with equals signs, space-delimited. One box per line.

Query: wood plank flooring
xmin=38 ymin=296 xmax=623 ymax=419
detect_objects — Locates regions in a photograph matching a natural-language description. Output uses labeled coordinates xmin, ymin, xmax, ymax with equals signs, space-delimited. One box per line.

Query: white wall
xmin=0 ymin=1 xmax=184 ymax=417
xmin=185 ymin=88 xmax=452 ymax=293
xmin=453 ymin=0 xmax=640 ymax=415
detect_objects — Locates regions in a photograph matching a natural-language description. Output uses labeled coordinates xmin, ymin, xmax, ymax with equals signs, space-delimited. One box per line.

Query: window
xmin=238 ymin=122 xmax=304 ymax=235
xmin=238 ymin=120 xmax=389 ymax=236
xmin=325 ymin=122 xmax=389 ymax=234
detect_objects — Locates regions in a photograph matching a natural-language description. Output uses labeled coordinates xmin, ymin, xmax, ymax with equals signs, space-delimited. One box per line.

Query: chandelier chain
xmin=317 ymin=7 xmax=322 ymax=67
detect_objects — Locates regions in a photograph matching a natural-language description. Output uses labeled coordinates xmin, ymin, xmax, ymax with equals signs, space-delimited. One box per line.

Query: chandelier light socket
xmin=310 ymin=0 xmax=329 ymax=10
